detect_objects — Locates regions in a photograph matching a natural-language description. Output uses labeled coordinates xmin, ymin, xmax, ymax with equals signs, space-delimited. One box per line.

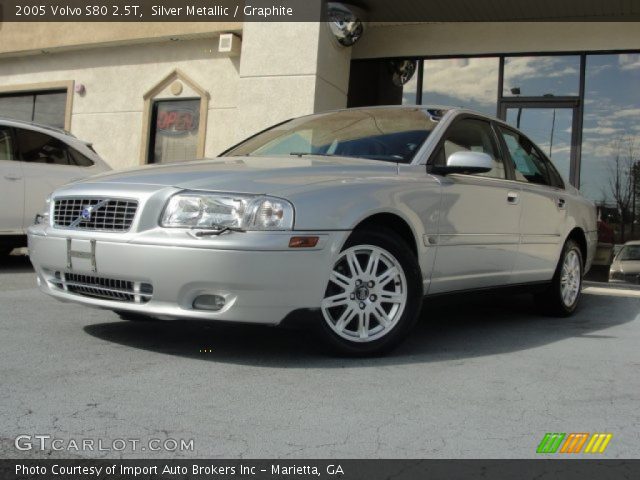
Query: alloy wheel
xmin=560 ymin=249 xmax=581 ymax=307
xmin=321 ymin=245 xmax=408 ymax=342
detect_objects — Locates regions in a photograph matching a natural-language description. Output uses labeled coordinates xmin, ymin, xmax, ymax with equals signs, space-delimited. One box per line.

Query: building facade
xmin=0 ymin=20 xmax=639 ymax=218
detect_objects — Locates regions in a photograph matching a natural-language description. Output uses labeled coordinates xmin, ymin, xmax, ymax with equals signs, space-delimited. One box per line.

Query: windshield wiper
xmin=289 ymin=152 xmax=338 ymax=157
xmin=191 ymin=224 xmax=246 ymax=236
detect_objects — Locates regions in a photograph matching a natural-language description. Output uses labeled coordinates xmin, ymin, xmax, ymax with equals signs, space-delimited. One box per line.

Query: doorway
xmin=498 ymin=100 xmax=580 ymax=186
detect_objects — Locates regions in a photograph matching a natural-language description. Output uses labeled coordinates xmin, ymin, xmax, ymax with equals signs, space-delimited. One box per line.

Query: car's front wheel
xmin=317 ymin=228 xmax=423 ymax=356
xmin=535 ymin=239 xmax=583 ymax=316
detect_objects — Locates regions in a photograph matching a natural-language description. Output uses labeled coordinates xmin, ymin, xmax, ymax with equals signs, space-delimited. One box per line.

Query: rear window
xmin=15 ymin=128 xmax=93 ymax=167
xmin=619 ymin=245 xmax=640 ymax=261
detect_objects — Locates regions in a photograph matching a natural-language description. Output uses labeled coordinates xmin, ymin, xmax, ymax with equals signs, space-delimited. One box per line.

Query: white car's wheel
xmin=535 ymin=239 xmax=583 ymax=316
xmin=318 ymin=228 xmax=422 ymax=355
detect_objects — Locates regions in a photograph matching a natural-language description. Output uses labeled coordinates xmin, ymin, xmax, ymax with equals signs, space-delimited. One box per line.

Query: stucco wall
xmin=235 ymin=22 xmax=351 ymax=140
xmin=0 ymin=37 xmax=242 ymax=169
xmin=0 ymin=22 xmax=242 ymax=57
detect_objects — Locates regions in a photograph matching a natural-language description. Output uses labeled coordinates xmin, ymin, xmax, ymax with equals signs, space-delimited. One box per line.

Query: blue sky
xmin=402 ymin=54 xmax=640 ymax=204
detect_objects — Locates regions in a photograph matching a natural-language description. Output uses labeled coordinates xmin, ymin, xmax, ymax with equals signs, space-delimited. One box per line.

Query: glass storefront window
xmin=149 ymin=99 xmax=200 ymax=164
xmin=421 ymin=57 xmax=499 ymax=115
xmin=401 ymin=70 xmax=418 ymax=105
xmin=0 ymin=90 xmax=67 ymax=129
xmin=580 ymin=54 xmax=640 ymax=209
xmin=503 ymin=55 xmax=580 ymax=97
xmin=504 ymin=107 xmax=573 ymax=181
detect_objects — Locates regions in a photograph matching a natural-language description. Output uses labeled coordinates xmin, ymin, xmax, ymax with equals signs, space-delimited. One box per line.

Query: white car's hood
xmin=614 ymin=260 xmax=640 ymax=274
xmin=82 ymin=156 xmax=398 ymax=194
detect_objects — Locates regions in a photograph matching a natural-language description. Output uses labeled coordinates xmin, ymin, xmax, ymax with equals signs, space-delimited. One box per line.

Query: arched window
xmin=141 ymin=69 xmax=209 ymax=164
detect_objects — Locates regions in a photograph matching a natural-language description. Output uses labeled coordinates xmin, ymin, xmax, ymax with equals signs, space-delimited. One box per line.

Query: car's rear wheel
xmin=317 ymin=228 xmax=422 ymax=356
xmin=535 ymin=239 xmax=583 ymax=316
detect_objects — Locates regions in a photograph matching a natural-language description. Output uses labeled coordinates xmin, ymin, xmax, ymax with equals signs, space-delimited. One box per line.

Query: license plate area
xmin=66 ymin=238 xmax=97 ymax=272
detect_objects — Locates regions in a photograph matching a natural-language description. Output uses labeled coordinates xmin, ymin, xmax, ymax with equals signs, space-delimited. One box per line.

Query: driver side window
xmin=433 ymin=118 xmax=506 ymax=179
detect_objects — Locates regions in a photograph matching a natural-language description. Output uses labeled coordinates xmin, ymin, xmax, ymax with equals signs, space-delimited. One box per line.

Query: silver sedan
xmin=28 ymin=106 xmax=597 ymax=355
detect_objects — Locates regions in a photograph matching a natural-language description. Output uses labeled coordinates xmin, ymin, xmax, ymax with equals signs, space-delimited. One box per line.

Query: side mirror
xmin=431 ymin=151 xmax=494 ymax=176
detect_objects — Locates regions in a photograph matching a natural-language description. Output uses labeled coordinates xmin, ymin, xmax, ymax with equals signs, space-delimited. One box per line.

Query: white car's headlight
xmin=34 ymin=196 xmax=51 ymax=226
xmin=161 ymin=192 xmax=294 ymax=231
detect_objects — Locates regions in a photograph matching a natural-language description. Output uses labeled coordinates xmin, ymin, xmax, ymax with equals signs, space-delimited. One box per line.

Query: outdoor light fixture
xmin=390 ymin=60 xmax=418 ymax=87
xmin=326 ymin=2 xmax=366 ymax=47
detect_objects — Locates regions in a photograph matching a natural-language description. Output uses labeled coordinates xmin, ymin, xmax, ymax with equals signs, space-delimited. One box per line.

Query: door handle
xmin=507 ymin=191 xmax=519 ymax=205
xmin=557 ymin=197 xmax=566 ymax=209
xmin=4 ymin=175 xmax=22 ymax=181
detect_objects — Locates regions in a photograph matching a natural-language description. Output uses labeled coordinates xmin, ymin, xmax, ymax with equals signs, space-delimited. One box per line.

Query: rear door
xmin=496 ymin=125 xmax=567 ymax=282
xmin=428 ymin=116 xmax=522 ymax=293
xmin=0 ymin=126 xmax=24 ymax=234
xmin=15 ymin=128 xmax=93 ymax=228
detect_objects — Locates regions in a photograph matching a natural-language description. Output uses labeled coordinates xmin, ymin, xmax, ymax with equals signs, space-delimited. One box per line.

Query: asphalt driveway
xmin=1 ymin=254 xmax=639 ymax=458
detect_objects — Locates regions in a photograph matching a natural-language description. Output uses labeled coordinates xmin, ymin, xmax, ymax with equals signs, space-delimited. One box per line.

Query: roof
xmin=0 ymin=116 xmax=76 ymax=138
xmin=0 ymin=116 xmax=97 ymax=147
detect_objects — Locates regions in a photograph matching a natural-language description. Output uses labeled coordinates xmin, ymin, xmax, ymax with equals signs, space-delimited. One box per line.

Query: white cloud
xmin=422 ymin=57 xmax=498 ymax=106
xmin=582 ymin=127 xmax=621 ymax=136
xmin=611 ymin=108 xmax=640 ymax=119
xmin=619 ymin=54 xmax=640 ymax=71
xmin=503 ymin=56 xmax=579 ymax=92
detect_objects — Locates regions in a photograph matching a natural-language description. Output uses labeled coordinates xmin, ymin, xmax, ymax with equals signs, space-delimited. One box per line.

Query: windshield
xmin=619 ymin=245 xmax=640 ymax=261
xmin=223 ymin=107 xmax=443 ymax=163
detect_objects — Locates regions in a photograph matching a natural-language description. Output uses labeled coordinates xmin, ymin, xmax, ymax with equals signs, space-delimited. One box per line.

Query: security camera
xmin=326 ymin=2 xmax=366 ymax=47
xmin=389 ymin=60 xmax=418 ymax=87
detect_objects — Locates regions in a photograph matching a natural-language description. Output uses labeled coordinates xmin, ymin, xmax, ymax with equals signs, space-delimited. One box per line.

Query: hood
xmin=613 ymin=259 xmax=640 ymax=274
xmin=82 ymin=156 xmax=398 ymax=194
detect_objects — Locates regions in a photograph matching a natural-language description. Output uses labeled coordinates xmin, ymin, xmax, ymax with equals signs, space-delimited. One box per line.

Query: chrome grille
xmin=51 ymin=272 xmax=153 ymax=304
xmin=53 ymin=198 xmax=138 ymax=231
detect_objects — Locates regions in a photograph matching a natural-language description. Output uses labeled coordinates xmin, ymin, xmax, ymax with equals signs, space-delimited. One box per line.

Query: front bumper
xmin=28 ymin=227 xmax=349 ymax=325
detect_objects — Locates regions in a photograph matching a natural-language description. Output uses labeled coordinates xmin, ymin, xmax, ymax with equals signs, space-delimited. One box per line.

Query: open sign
xmin=156 ymin=103 xmax=199 ymax=135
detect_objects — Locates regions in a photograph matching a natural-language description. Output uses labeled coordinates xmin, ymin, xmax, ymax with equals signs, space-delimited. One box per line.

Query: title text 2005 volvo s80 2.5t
xmin=28 ymin=107 xmax=597 ymax=355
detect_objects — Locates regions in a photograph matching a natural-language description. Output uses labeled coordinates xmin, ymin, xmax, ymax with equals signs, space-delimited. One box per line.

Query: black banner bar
xmin=2 ymin=460 xmax=640 ymax=480
xmin=1 ymin=0 xmax=639 ymax=22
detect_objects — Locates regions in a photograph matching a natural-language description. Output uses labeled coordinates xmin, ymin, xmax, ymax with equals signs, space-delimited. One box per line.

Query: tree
xmin=606 ymin=135 xmax=638 ymax=243
xmin=633 ymin=161 xmax=640 ymax=235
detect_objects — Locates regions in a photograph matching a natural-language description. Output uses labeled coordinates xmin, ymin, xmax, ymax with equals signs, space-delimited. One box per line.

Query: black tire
xmin=534 ymin=239 xmax=583 ymax=317
xmin=316 ymin=228 xmax=423 ymax=356
xmin=114 ymin=310 xmax=157 ymax=322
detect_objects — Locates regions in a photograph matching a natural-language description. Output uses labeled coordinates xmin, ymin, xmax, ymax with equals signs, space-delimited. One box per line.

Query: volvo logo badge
xmin=355 ymin=286 xmax=369 ymax=301
xmin=81 ymin=206 xmax=93 ymax=221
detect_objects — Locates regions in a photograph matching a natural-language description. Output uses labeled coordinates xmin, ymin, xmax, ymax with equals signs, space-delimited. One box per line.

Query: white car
xmin=0 ymin=118 xmax=110 ymax=256
xmin=609 ymin=241 xmax=640 ymax=284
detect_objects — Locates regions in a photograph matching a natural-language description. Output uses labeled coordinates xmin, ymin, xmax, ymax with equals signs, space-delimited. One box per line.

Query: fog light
xmin=193 ymin=295 xmax=226 ymax=311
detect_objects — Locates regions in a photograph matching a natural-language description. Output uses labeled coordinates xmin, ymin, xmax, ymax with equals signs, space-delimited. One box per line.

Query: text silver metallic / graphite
xmin=150 ymin=5 xmax=294 ymax=18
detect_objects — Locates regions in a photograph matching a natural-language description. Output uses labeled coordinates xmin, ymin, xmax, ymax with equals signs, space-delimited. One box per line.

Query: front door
xmin=428 ymin=117 xmax=522 ymax=293
xmin=0 ymin=126 xmax=24 ymax=234
xmin=499 ymin=100 xmax=579 ymax=186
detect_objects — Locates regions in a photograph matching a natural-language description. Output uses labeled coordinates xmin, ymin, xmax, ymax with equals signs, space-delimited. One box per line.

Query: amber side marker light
xmin=289 ymin=236 xmax=319 ymax=248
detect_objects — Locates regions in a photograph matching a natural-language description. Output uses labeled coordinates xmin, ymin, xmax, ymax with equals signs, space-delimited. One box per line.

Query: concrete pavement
xmin=1 ymin=254 xmax=639 ymax=459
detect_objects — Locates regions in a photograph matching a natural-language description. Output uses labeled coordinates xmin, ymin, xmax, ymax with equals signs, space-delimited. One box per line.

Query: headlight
xmin=34 ymin=196 xmax=51 ymax=226
xmin=161 ymin=192 xmax=294 ymax=231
